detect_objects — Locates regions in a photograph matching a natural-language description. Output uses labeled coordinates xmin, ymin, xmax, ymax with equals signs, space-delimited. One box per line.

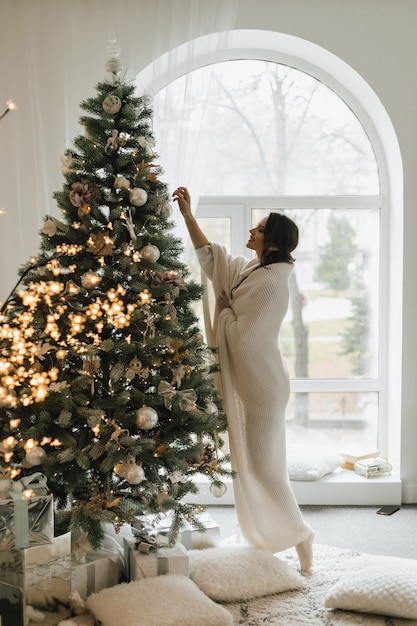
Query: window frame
xmin=194 ymin=192 xmax=397 ymax=505
xmin=138 ymin=29 xmax=403 ymax=504
xmin=196 ymin=194 xmax=384 ymax=394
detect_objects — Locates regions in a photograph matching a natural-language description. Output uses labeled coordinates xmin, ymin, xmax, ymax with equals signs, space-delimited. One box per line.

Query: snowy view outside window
xmin=153 ymin=60 xmax=381 ymax=456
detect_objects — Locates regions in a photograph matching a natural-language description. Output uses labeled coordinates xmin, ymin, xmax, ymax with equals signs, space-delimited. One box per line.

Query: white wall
xmin=1 ymin=0 xmax=416 ymax=501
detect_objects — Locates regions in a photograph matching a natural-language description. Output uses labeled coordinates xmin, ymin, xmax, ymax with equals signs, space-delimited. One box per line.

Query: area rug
xmin=224 ymin=543 xmax=417 ymax=625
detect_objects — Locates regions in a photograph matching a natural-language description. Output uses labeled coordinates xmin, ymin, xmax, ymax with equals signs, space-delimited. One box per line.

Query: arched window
xmin=138 ymin=31 xmax=402 ymax=504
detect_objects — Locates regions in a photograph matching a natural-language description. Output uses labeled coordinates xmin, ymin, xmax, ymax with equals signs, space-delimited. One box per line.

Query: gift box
xmin=134 ymin=510 xmax=220 ymax=551
xmin=0 ymin=473 xmax=54 ymax=551
xmin=354 ymin=457 xmax=393 ymax=478
xmin=179 ymin=511 xmax=220 ymax=550
xmin=0 ymin=532 xmax=71 ymax=588
xmin=124 ymin=538 xmax=189 ymax=581
xmin=69 ymin=550 xmax=122 ymax=600
xmin=0 ymin=547 xmax=122 ymax=626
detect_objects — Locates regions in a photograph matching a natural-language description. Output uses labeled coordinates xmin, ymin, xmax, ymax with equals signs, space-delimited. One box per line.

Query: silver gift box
xmin=0 ymin=548 xmax=122 ymax=626
xmin=0 ymin=532 xmax=71 ymax=588
xmin=136 ymin=510 xmax=220 ymax=550
xmin=123 ymin=538 xmax=189 ymax=581
xmin=0 ymin=495 xmax=54 ymax=551
xmin=354 ymin=457 xmax=393 ymax=478
xmin=180 ymin=511 xmax=220 ymax=550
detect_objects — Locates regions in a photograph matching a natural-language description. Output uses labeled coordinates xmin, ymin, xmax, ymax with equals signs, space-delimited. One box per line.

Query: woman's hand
xmin=217 ymin=290 xmax=231 ymax=312
xmin=172 ymin=187 xmax=192 ymax=219
xmin=173 ymin=186 xmax=210 ymax=249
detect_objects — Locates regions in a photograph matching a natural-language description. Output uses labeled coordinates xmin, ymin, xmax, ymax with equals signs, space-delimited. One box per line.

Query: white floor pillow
xmin=86 ymin=574 xmax=233 ymax=626
xmin=325 ymin=554 xmax=417 ymax=619
xmin=287 ymin=451 xmax=341 ymax=481
xmin=188 ymin=545 xmax=304 ymax=602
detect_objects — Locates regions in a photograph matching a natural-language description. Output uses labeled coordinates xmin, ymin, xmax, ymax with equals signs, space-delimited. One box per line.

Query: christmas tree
xmin=0 ymin=49 xmax=230 ymax=549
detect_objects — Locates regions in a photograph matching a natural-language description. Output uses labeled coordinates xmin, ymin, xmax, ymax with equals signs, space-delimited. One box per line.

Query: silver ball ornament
xmin=205 ymin=401 xmax=219 ymax=415
xmin=209 ymin=482 xmax=227 ymax=498
xmin=141 ymin=244 xmax=160 ymax=263
xmin=136 ymin=406 xmax=159 ymax=430
xmin=129 ymin=187 xmax=148 ymax=207
xmin=25 ymin=446 xmax=46 ymax=466
xmin=125 ymin=464 xmax=146 ymax=485
xmin=161 ymin=201 xmax=173 ymax=218
xmin=141 ymin=91 xmax=154 ymax=107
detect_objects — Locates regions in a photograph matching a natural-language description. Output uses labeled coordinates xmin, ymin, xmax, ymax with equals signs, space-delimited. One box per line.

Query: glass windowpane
xmin=286 ymin=391 xmax=378 ymax=453
xmin=252 ymin=208 xmax=380 ymax=379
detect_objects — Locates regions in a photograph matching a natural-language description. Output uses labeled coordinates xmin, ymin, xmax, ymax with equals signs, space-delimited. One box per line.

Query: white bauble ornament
xmin=209 ymin=482 xmax=227 ymax=498
xmin=102 ymin=94 xmax=122 ymax=114
xmin=25 ymin=446 xmax=46 ymax=466
xmin=200 ymin=349 xmax=217 ymax=367
xmin=141 ymin=91 xmax=154 ymax=107
xmin=205 ymin=401 xmax=218 ymax=415
xmin=136 ymin=406 xmax=158 ymax=430
xmin=125 ymin=463 xmax=145 ymax=485
xmin=81 ymin=271 xmax=102 ymax=289
xmin=141 ymin=244 xmax=160 ymax=263
xmin=129 ymin=187 xmax=148 ymax=207
xmin=161 ymin=201 xmax=173 ymax=218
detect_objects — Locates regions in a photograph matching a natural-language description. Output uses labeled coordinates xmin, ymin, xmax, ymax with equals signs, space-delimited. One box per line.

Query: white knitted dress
xmin=196 ymin=242 xmax=311 ymax=553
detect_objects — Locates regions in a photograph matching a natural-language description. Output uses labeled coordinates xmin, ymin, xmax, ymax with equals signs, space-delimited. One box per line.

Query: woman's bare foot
xmin=296 ymin=529 xmax=315 ymax=573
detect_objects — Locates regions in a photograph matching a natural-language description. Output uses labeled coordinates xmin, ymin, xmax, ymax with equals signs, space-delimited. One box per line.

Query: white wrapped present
xmin=0 ymin=541 xmax=122 ymax=626
xmin=0 ymin=473 xmax=54 ymax=551
xmin=179 ymin=511 xmax=220 ymax=550
xmin=123 ymin=538 xmax=188 ymax=581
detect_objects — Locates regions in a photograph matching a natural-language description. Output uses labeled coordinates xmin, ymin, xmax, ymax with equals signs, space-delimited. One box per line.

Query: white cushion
xmin=325 ymin=554 xmax=417 ymax=619
xmin=288 ymin=451 xmax=341 ymax=481
xmin=86 ymin=574 xmax=233 ymax=626
xmin=188 ymin=546 xmax=304 ymax=602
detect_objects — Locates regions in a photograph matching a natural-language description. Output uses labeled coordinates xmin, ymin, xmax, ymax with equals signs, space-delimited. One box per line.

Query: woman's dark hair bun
xmin=261 ymin=213 xmax=299 ymax=266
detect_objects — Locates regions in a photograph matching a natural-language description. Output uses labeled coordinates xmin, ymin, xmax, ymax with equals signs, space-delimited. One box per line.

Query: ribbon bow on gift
xmin=11 ymin=472 xmax=48 ymax=497
xmin=131 ymin=527 xmax=169 ymax=554
xmin=9 ymin=473 xmax=49 ymax=549
xmin=157 ymin=381 xmax=197 ymax=411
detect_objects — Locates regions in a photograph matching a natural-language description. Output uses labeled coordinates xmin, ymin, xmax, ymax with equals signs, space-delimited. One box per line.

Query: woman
xmin=173 ymin=187 xmax=314 ymax=572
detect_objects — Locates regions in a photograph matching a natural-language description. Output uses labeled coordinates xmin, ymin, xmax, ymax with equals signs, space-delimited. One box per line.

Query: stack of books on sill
xmin=340 ymin=451 xmax=380 ymax=471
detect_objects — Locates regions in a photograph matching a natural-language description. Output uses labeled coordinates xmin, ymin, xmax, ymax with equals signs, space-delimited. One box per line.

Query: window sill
xmin=185 ymin=468 xmax=402 ymax=507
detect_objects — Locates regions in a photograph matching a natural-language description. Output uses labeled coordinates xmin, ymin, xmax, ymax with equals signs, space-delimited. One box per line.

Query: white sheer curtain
xmin=0 ymin=0 xmax=237 ymax=302
xmin=136 ymin=7 xmax=238 ymax=247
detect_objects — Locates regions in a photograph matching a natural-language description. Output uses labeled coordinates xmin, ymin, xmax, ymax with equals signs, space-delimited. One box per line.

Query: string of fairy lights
xmin=0 ymin=100 xmax=17 ymax=217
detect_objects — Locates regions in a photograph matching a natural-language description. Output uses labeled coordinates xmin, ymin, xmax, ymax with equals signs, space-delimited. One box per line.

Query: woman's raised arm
xmin=172 ymin=187 xmax=210 ymax=250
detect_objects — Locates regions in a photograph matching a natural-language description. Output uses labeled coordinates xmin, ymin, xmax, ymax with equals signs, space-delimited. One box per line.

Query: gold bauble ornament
xmin=141 ymin=244 xmax=160 ymax=263
xmin=102 ymin=94 xmax=122 ymax=114
xmin=81 ymin=271 xmax=102 ymax=289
